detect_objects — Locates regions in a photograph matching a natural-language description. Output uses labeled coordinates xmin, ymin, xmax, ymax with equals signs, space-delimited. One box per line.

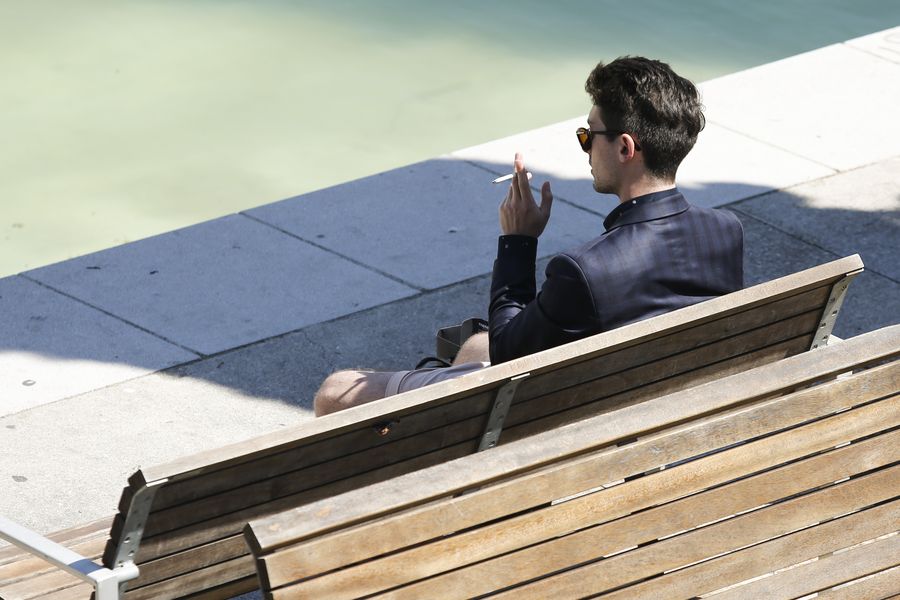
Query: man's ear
xmin=619 ymin=134 xmax=639 ymax=161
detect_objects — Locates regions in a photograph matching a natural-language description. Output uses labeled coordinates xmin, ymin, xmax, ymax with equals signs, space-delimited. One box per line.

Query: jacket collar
xmin=603 ymin=188 xmax=689 ymax=232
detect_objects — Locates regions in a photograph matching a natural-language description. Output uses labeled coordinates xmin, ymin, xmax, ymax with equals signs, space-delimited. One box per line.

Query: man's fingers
xmin=514 ymin=152 xmax=524 ymax=173
xmin=540 ymin=181 xmax=554 ymax=218
xmin=515 ymin=168 xmax=534 ymax=205
xmin=508 ymin=179 xmax=520 ymax=206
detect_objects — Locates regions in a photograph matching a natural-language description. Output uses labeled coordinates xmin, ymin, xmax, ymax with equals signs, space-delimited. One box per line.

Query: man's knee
xmin=454 ymin=331 xmax=490 ymax=364
xmin=314 ymin=370 xmax=393 ymax=417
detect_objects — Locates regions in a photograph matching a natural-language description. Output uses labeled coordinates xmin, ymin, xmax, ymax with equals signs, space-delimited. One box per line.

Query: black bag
xmin=434 ymin=317 xmax=489 ymax=362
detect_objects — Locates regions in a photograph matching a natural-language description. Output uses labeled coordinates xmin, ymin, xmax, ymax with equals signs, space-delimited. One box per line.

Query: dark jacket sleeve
xmin=489 ymin=235 xmax=597 ymax=364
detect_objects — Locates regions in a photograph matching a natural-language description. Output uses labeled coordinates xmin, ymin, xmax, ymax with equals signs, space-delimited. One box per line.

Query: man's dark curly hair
xmin=585 ymin=57 xmax=704 ymax=180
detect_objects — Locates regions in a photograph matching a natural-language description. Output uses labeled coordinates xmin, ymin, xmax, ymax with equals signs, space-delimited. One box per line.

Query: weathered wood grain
xmin=601 ymin=501 xmax=899 ymax=599
xmin=708 ymin=532 xmax=900 ymax=600
xmin=481 ymin=465 xmax=898 ymax=600
xmin=264 ymin=402 xmax=898 ymax=598
xmin=248 ymin=337 xmax=899 ymax=553
xmin=815 ymin=566 xmax=900 ymax=600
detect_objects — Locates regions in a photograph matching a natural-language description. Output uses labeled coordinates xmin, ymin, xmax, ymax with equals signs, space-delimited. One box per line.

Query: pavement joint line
xmin=237 ymin=212 xmax=427 ymax=293
xmin=460 ymin=157 xmax=608 ymax=218
xmin=0 ymin=266 xmax=498 ymax=417
xmin=460 ymin=158 xmax=505 ymax=177
xmin=705 ymin=119 xmax=841 ymax=173
xmin=726 ymin=208 xmax=900 ymax=286
xmin=16 ymin=273 xmax=205 ymax=358
xmin=841 ymin=41 xmax=900 ymax=67
xmin=86 ymin=264 xmax=500 ymax=379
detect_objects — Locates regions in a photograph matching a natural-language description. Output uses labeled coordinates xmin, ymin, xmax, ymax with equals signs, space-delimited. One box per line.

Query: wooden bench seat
xmin=245 ymin=323 xmax=900 ymax=599
xmin=0 ymin=255 xmax=865 ymax=599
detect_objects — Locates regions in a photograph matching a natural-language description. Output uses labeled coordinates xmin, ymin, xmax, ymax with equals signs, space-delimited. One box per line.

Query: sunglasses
xmin=576 ymin=127 xmax=642 ymax=153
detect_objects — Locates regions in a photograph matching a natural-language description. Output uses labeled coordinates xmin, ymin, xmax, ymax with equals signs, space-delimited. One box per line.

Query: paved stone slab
xmin=736 ymin=209 xmax=899 ymax=339
xmin=25 ymin=215 xmax=416 ymax=356
xmin=246 ymin=158 xmax=603 ymax=290
xmin=845 ymin=25 xmax=900 ymax=65
xmin=0 ymin=276 xmax=197 ymax=417
xmin=732 ymin=156 xmax=900 ymax=282
xmin=678 ymin=123 xmax=835 ymax=207
xmin=174 ymin=268 xmax=499 ymax=410
xmin=701 ymin=43 xmax=900 ymax=171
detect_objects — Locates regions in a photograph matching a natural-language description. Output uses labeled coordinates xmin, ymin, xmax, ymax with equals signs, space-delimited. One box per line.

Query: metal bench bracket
xmin=812 ymin=273 xmax=858 ymax=350
xmin=478 ymin=373 xmax=529 ymax=451
xmin=111 ymin=478 xmax=167 ymax=594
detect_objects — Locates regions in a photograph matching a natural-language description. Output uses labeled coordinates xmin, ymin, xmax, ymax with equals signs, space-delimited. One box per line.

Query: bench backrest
xmin=245 ymin=324 xmax=900 ymax=599
xmin=28 ymin=255 xmax=861 ymax=599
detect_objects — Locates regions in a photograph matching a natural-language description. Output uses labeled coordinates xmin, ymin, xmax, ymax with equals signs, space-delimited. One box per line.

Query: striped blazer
xmin=489 ymin=188 xmax=744 ymax=364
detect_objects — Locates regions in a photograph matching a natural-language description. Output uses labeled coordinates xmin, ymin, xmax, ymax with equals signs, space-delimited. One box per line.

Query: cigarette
xmin=491 ymin=172 xmax=532 ymax=184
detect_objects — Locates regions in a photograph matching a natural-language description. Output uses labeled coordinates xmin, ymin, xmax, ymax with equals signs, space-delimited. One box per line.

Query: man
xmin=314 ymin=56 xmax=743 ymax=416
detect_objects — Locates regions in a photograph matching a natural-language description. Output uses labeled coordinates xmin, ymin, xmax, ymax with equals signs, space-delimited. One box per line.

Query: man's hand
xmin=499 ymin=152 xmax=553 ymax=237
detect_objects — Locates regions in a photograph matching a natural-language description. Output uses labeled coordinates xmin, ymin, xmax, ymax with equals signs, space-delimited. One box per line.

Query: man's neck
xmin=616 ymin=176 xmax=676 ymax=204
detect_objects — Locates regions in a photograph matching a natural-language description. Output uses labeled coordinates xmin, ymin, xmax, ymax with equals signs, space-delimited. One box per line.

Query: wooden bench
xmin=245 ymin=323 xmax=900 ymax=599
xmin=0 ymin=255 xmax=865 ymax=599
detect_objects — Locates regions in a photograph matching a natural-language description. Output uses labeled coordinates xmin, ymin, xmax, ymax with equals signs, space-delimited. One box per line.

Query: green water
xmin=2 ymin=1 xmax=898 ymax=277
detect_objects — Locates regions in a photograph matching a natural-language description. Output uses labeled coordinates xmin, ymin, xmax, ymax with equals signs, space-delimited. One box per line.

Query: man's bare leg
xmin=314 ymin=331 xmax=491 ymax=417
xmin=454 ymin=331 xmax=489 ymax=364
xmin=313 ymin=370 xmax=395 ymax=416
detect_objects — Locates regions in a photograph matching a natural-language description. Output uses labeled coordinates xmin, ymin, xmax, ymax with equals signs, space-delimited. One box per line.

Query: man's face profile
xmin=587 ymin=105 xmax=616 ymax=195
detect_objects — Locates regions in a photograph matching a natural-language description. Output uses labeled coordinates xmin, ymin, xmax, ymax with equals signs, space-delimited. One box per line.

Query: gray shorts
xmin=385 ymin=361 xmax=490 ymax=397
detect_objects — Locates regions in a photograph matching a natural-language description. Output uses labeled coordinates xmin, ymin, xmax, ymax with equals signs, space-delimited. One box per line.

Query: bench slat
xmin=505 ymin=310 xmax=819 ymax=431
xmin=507 ymin=333 xmax=812 ymax=440
xmin=122 ymin=554 xmax=254 ymax=600
xmin=709 ymin=532 xmax=900 ymax=600
xmin=247 ymin=328 xmax=900 ymax=554
xmin=125 ymin=534 xmax=246 ymax=589
xmin=33 ymin=583 xmax=92 ymax=600
xmin=1 ymin=566 xmax=94 ymax=600
xmin=516 ymin=285 xmax=829 ymax=402
xmin=816 ymin=566 xmax=900 ymax=600
xmin=259 ymin=393 xmax=898 ymax=596
xmin=480 ymin=464 xmax=898 ymax=600
xmin=600 ymin=501 xmax=900 ymax=600
xmin=179 ymin=575 xmax=258 ymax=599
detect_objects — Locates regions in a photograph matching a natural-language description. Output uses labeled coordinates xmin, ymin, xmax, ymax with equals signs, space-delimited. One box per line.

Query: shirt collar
xmin=603 ymin=187 xmax=689 ymax=232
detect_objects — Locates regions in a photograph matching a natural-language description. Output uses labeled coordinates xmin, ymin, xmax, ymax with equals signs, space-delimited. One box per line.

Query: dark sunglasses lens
xmin=576 ymin=129 xmax=590 ymax=152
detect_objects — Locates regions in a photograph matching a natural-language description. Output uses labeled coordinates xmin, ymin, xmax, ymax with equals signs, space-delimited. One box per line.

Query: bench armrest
xmin=0 ymin=515 xmax=137 ymax=600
